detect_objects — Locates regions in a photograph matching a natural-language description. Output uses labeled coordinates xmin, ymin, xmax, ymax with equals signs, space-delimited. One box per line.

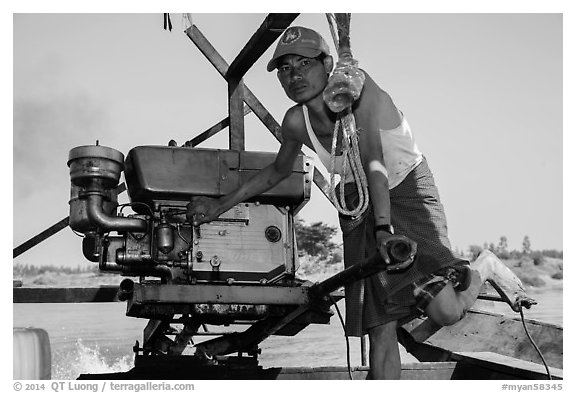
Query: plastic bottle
xmin=323 ymin=54 xmax=365 ymax=113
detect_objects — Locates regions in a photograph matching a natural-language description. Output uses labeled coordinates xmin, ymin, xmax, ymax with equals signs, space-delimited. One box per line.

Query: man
xmin=187 ymin=26 xmax=535 ymax=379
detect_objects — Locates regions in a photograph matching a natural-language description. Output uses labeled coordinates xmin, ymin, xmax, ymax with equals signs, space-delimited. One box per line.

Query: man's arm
xmin=355 ymin=75 xmax=406 ymax=261
xmin=355 ymin=76 xmax=398 ymax=228
xmin=188 ymin=114 xmax=303 ymax=226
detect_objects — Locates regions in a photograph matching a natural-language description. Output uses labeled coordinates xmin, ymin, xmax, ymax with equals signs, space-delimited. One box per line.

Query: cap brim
xmin=266 ymin=47 xmax=323 ymax=72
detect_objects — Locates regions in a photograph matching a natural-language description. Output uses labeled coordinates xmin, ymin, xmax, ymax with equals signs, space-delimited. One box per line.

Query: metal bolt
xmin=210 ymin=256 xmax=221 ymax=267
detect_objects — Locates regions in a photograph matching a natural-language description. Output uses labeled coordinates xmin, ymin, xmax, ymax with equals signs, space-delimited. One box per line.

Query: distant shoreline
xmin=296 ymin=255 xmax=564 ymax=291
xmin=14 ymin=256 xmax=563 ymax=291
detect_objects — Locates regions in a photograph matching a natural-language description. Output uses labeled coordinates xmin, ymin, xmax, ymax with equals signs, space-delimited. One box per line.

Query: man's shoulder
xmin=281 ymin=105 xmax=307 ymax=141
xmin=284 ymin=104 xmax=303 ymax=120
xmin=283 ymin=105 xmax=305 ymax=129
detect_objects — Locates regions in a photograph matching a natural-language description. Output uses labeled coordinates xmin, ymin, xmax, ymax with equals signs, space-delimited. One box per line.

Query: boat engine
xmin=68 ymin=144 xmax=313 ymax=286
xmin=67 ymin=143 xmax=394 ymax=364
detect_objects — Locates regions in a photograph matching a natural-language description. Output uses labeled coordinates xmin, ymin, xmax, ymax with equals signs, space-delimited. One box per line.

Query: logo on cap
xmin=281 ymin=27 xmax=301 ymax=45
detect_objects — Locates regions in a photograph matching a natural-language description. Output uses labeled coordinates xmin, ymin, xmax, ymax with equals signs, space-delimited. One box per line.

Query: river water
xmin=13 ymin=287 xmax=562 ymax=379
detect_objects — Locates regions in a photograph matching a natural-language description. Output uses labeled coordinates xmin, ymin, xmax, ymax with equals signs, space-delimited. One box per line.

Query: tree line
xmin=295 ymin=219 xmax=562 ymax=262
xmin=13 ymin=263 xmax=99 ymax=277
xmin=466 ymin=235 xmax=563 ymax=263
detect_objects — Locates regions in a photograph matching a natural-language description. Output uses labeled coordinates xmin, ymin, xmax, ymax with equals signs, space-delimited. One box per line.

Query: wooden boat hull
xmin=78 ymin=360 xmax=560 ymax=380
xmin=77 ymin=307 xmax=562 ymax=380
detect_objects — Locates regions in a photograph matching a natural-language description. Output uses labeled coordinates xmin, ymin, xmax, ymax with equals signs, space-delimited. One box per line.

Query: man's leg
xmin=366 ymin=320 xmax=401 ymax=380
xmin=425 ymin=249 xmax=536 ymax=326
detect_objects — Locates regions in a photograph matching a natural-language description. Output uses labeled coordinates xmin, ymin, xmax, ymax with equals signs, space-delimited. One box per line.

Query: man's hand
xmin=376 ymin=231 xmax=417 ymax=272
xmin=186 ymin=196 xmax=223 ymax=226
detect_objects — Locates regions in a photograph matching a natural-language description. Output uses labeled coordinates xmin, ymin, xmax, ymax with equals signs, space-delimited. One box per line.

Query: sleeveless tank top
xmin=302 ymin=105 xmax=423 ymax=189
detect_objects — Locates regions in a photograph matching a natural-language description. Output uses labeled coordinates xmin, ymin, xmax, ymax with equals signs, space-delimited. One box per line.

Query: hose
xmin=329 ymin=294 xmax=353 ymax=380
xmin=519 ymin=306 xmax=552 ymax=380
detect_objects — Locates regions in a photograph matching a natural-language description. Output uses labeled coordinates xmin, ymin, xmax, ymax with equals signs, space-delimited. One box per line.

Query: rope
xmin=325 ymin=14 xmax=339 ymax=50
xmin=325 ymin=13 xmax=370 ymax=217
xmin=328 ymin=108 xmax=369 ymax=216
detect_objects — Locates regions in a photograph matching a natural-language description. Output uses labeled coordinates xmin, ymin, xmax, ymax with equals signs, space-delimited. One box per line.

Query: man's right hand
xmin=186 ymin=196 xmax=223 ymax=226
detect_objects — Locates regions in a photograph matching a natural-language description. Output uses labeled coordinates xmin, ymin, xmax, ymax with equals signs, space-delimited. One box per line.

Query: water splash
xmin=52 ymin=339 xmax=133 ymax=380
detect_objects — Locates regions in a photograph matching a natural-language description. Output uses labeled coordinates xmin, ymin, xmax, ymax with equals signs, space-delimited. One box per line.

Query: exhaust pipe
xmin=68 ymin=144 xmax=147 ymax=234
xmin=86 ymin=193 xmax=147 ymax=233
xmin=118 ymin=279 xmax=135 ymax=301
xmin=100 ymin=260 xmax=173 ymax=282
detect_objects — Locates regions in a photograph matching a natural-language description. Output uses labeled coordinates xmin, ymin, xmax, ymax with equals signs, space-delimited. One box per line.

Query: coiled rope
xmin=328 ymin=108 xmax=369 ymax=216
xmin=325 ymin=14 xmax=369 ymax=217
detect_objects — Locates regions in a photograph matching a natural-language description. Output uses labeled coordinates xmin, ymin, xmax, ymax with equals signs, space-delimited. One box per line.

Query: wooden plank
xmin=13 ymin=286 xmax=120 ymax=303
xmin=226 ymin=13 xmax=299 ymax=80
xmin=186 ymin=26 xmax=228 ymax=76
xmin=242 ymin=88 xmax=283 ymax=141
xmin=78 ymin=362 xmax=458 ymax=380
xmin=277 ymin=363 xmax=457 ymax=380
xmin=228 ymin=78 xmax=245 ymax=150
xmin=402 ymin=309 xmax=563 ymax=369
xmin=182 ymin=105 xmax=252 ymax=147
xmin=452 ymin=351 xmax=563 ymax=380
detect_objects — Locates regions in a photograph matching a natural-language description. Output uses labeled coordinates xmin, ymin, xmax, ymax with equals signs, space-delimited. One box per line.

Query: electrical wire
xmin=519 ymin=306 xmax=552 ymax=380
xmin=118 ymin=202 xmax=154 ymax=217
xmin=329 ymin=294 xmax=353 ymax=380
xmin=176 ymin=224 xmax=190 ymax=244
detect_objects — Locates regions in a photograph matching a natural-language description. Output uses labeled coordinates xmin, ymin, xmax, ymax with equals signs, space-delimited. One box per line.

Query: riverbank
xmin=13 ymin=254 xmax=562 ymax=290
xmin=296 ymin=252 xmax=563 ymax=290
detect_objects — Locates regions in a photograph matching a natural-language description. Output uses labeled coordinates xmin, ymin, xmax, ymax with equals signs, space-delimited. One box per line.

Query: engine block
xmin=68 ymin=144 xmax=313 ymax=286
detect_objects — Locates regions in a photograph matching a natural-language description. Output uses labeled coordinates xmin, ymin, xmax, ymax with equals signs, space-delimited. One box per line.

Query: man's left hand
xmin=376 ymin=232 xmax=417 ymax=272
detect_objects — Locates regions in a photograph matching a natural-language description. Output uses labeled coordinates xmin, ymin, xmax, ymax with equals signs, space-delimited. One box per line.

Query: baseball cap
xmin=267 ymin=26 xmax=331 ymax=72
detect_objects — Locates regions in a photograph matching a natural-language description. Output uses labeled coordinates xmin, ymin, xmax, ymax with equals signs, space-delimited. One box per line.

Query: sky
xmin=11 ymin=11 xmax=565 ymax=269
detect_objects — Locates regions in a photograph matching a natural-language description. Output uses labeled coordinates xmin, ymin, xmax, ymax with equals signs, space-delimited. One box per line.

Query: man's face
xmin=276 ymin=54 xmax=329 ymax=104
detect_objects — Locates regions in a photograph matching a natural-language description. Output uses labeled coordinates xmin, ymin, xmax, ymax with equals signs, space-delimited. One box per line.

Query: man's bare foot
xmin=472 ymin=250 xmax=537 ymax=312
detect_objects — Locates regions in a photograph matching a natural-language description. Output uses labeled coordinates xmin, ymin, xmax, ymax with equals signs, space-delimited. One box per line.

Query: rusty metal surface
xmin=192 ymin=304 xmax=269 ymax=318
xmin=128 ymin=283 xmax=310 ymax=306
